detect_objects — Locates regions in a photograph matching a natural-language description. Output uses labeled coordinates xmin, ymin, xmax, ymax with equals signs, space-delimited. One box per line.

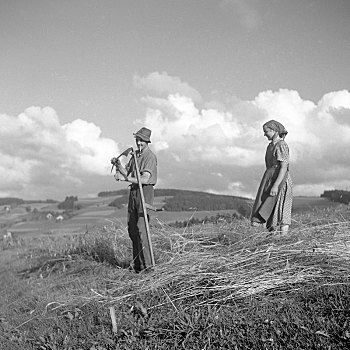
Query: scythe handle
xmin=131 ymin=148 xmax=155 ymax=267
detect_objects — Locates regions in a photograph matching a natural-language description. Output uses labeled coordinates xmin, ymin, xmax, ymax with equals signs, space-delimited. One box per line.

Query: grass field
xmin=1 ymin=195 xmax=350 ymax=349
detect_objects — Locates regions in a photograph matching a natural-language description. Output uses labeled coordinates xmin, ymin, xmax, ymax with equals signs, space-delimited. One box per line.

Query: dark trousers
xmin=127 ymin=185 xmax=154 ymax=271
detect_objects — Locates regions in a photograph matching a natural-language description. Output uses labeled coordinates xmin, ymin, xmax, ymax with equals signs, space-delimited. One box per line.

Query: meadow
xmin=1 ymin=196 xmax=349 ymax=349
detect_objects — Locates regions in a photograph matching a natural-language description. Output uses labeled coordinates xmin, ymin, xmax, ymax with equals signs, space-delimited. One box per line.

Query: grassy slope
xmin=1 ymin=204 xmax=350 ymax=349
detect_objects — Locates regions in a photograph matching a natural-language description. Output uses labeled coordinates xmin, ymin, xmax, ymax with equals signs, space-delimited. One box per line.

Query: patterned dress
xmin=251 ymin=140 xmax=293 ymax=229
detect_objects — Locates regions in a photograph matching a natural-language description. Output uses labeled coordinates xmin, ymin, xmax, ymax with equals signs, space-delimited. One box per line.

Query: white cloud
xmin=0 ymin=107 xmax=120 ymax=199
xmin=134 ymin=72 xmax=202 ymax=102
xmin=63 ymin=118 xmax=119 ymax=175
xmin=2 ymin=80 xmax=350 ymax=200
xmin=137 ymin=80 xmax=350 ymax=197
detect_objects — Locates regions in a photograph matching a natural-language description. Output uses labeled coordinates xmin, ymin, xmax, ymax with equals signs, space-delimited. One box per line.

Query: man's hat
xmin=133 ymin=127 xmax=151 ymax=143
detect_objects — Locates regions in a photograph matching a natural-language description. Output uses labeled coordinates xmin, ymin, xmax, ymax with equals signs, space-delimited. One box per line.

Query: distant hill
xmin=0 ymin=198 xmax=25 ymax=206
xmin=0 ymin=198 xmax=57 ymax=206
xmin=98 ymin=189 xmax=206 ymax=198
xmin=105 ymin=188 xmax=252 ymax=217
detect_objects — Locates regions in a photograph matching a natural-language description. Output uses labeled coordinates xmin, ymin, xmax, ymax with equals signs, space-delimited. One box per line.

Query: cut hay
xmin=66 ymin=211 xmax=350 ymax=310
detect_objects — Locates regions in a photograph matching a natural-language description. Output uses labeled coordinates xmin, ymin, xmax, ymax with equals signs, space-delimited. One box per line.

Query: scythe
xmin=111 ymin=147 xmax=156 ymax=267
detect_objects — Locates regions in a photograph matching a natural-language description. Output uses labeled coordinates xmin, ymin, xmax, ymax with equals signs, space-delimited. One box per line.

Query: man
xmin=112 ymin=127 xmax=157 ymax=272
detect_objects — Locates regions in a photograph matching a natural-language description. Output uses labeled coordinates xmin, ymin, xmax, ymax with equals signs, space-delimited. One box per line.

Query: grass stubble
xmin=1 ymin=207 xmax=350 ymax=349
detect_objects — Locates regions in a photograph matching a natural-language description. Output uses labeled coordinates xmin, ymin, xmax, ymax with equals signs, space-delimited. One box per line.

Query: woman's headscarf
xmin=263 ymin=120 xmax=288 ymax=138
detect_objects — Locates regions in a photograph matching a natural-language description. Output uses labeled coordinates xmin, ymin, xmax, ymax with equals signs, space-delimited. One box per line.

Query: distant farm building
xmin=3 ymin=231 xmax=13 ymax=246
xmin=46 ymin=213 xmax=53 ymax=220
xmin=56 ymin=215 xmax=64 ymax=221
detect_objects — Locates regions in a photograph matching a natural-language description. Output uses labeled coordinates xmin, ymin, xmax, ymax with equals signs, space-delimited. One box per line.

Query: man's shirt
xmin=127 ymin=147 xmax=157 ymax=185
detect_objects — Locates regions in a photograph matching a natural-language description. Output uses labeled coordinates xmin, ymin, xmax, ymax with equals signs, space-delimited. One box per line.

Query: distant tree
xmin=98 ymin=190 xmax=128 ymax=197
xmin=108 ymin=195 xmax=128 ymax=209
xmin=45 ymin=199 xmax=57 ymax=203
xmin=321 ymin=190 xmax=350 ymax=204
xmin=58 ymin=196 xmax=78 ymax=210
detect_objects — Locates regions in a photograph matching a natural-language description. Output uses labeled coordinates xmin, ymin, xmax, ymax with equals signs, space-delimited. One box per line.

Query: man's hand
xmin=111 ymin=157 xmax=121 ymax=168
xmin=114 ymin=172 xmax=127 ymax=182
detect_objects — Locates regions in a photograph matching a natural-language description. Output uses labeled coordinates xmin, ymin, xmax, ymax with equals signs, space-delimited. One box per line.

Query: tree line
xmin=169 ymin=212 xmax=245 ymax=228
xmin=321 ymin=190 xmax=350 ymax=205
xmin=57 ymin=196 xmax=80 ymax=210
xmin=107 ymin=188 xmax=252 ymax=216
xmin=0 ymin=198 xmax=57 ymax=206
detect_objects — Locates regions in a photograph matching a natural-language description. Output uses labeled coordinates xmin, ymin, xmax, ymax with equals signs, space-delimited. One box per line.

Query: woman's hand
xmin=270 ymin=184 xmax=278 ymax=196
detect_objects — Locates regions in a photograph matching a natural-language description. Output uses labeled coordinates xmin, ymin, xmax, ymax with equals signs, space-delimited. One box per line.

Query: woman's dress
xmin=251 ymin=140 xmax=293 ymax=229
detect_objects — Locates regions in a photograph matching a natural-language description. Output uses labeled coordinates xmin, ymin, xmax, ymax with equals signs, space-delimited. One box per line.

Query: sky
xmin=0 ymin=0 xmax=350 ymax=200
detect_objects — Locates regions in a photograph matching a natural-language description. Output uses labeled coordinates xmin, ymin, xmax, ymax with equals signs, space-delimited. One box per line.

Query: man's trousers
xmin=127 ymin=184 xmax=154 ymax=272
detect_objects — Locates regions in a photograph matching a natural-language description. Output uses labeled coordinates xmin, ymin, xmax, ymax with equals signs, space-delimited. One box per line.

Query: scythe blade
xmin=111 ymin=147 xmax=133 ymax=173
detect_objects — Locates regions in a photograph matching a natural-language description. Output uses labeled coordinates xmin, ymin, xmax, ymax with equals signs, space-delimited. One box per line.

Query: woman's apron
xmin=251 ymin=141 xmax=289 ymax=224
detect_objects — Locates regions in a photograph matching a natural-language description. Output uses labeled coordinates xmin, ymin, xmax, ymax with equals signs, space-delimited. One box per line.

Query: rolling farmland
xmin=0 ymin=194 xmax=341 ymax=238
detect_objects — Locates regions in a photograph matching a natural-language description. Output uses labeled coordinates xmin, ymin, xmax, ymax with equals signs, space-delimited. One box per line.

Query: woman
xmin=251 ymin=120 xmax=293 ymax=233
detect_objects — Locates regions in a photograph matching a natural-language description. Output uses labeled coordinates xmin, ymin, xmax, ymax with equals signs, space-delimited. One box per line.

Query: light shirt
xmin=127 ymin=147 xmax=157 ymax=185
